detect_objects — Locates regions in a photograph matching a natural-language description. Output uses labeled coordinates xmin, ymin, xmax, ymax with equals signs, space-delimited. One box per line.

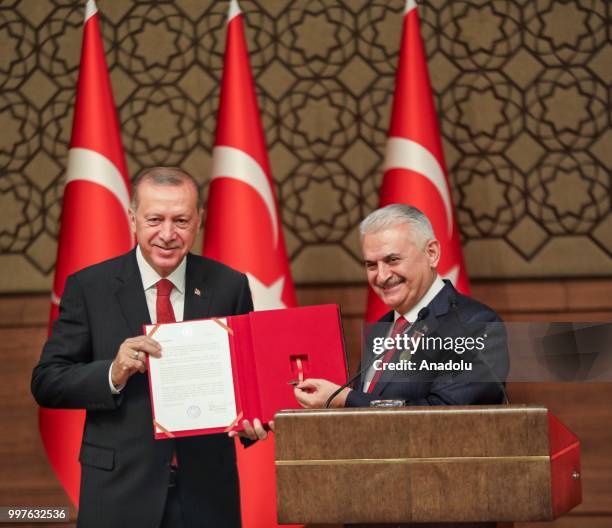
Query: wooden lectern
xmin=275 ymin=405 xmax=581 ymax=525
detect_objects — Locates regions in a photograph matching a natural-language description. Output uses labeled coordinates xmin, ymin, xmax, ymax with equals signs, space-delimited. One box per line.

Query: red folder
xmin=147 ymin=304 xmax=348 ymax=439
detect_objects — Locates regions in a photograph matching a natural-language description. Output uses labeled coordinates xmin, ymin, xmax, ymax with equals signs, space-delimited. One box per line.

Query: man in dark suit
xmin=32 ymin=167 xmax=267 ymax=528
xmin=294 ymin=203 xmax=508 ymax=409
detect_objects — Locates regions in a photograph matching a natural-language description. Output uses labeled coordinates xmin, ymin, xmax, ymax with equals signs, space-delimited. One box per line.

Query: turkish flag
xmin=202 ymin=1 xmax=297 ymax=527
xmin=41 ymin=0 xmax=133 ymax=505
xmin=366 ymin=0 xmax=470 ymax=321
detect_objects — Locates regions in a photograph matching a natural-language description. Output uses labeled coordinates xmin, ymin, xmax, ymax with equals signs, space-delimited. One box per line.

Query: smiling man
xmin=32 ymin=167 xmax=265 ymax=528
xmin=294 ymin=203 xmax=508 ymax=410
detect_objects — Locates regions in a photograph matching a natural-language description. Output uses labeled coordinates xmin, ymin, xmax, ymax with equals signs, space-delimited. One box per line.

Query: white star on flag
xmin=442 ymin=265 xmax=459 ymax=285
xmin=246 ymin=274 xmax=286 ymax=310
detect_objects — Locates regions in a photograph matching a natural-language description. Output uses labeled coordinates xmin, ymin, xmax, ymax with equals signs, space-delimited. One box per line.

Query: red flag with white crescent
xmin=366 ymin=0 xmax=470 ymax=321
xmin=202 ymin=1 xmax=297 ymax=527
xmin=41 ymin=0 xmax=133 ymax=505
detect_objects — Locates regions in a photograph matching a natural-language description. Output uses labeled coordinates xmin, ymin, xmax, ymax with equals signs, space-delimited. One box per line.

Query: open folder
xmin=145 ymin=304 xmax=348 ymax=439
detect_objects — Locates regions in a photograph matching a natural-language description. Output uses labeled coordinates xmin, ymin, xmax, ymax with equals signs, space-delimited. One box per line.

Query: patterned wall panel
xmin=0 ymin=0 xmax=610 ymax=292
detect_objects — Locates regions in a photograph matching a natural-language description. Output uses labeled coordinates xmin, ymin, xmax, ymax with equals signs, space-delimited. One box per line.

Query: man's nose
xmin=158 ymin=221 xmax=176 ymax=240
xmin=377 ymin=261 xmax=391 ymax=281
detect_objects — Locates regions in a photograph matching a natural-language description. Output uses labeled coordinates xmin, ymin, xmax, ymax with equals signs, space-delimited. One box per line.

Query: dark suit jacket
xmin=346 ymin=280 xmax=509 ymax=408
xmin=32 ymin=249 xmax=253 ymax=528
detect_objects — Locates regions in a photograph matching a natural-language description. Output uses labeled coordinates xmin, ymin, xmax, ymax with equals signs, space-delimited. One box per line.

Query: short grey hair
xmin=359 ymin=204 xmax=435 ymax=246
xmin=131 ymin=166 xmax=202 ymax=210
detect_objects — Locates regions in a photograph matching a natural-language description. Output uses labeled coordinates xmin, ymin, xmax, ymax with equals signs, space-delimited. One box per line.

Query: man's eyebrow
xmin=363 ymin=253 xmax=401 ymax=266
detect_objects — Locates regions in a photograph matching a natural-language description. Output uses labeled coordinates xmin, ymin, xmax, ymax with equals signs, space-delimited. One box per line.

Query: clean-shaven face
xmin=362 ymin=223 xmax=440 ymax=314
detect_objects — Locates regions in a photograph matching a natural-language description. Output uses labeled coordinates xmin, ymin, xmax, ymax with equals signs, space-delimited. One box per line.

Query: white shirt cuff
xmin=109 ymin=362 xmax=125 ymax=394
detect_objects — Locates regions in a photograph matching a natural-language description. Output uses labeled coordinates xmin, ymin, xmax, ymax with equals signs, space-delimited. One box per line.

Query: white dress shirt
xmin=109 ymin=246 xmax=187 ymax=393
xmin=362 ymin=275 xmax=445 ymax=392
xmin=136 ymin=245 xmax=186 ymax=324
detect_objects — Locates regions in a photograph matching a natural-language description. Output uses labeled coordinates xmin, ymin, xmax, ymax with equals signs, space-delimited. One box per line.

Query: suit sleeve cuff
xmin=345 ymin=389 xmax=376 ymax=407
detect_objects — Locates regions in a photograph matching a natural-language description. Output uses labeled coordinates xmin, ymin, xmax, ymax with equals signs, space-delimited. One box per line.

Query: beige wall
xmin=0 ymin=0 xmax=610 ymax=292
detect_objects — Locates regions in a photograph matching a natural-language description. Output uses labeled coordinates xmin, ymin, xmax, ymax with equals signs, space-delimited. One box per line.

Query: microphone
xmin=448 ymin=297 xmax=510 ymax=404
xmin=324 ymin=307 xmax=430 ymax=408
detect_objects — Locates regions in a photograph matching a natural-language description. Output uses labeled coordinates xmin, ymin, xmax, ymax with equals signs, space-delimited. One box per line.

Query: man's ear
xmin=425 ymin=239 xmax=441 ymax=269
xmin=128 ymin=208 xmax=137 ymax=234
xmin=198 ymin=208 xmax=205 ymax=230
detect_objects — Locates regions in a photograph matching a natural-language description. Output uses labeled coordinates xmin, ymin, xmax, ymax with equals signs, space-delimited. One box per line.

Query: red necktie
xmin=156 ymin=279 xmax=178 ymax=467
xmin=156 ymin=279 xmax=176 ymax=324
xmin=367 ymin=316 xmax=411 ymax=394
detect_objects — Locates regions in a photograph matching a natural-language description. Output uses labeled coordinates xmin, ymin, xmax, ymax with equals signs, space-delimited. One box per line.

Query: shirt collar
xmin=135 ymin=245 xmax=186 ymax=294
xmin=395 ymin=274 xmax=445 ymax=323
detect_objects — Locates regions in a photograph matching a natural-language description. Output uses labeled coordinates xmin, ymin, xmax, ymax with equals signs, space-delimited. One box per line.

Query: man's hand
xmin=294 ymin=378 xmax=350 ymax=409
xmin=228 ymin=418 xmax=274 ymax=441
xmin=110 ymin=336 xmax=161 ymax=388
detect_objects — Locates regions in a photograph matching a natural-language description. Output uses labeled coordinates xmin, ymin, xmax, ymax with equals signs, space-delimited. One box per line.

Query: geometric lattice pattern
xmin=0 ymin=0 xmax=610 ymax=291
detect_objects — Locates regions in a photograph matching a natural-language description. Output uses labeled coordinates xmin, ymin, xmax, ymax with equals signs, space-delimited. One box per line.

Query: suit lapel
xmin=115 ymin=249 xmax=151 ymax=336
xmin=428 ymin=280 xmax=455 ymax=322
xmin=183 ymin=253 xmax=213 ymax=321
xmin=362 ymin=312 xmax=394 ymax=393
